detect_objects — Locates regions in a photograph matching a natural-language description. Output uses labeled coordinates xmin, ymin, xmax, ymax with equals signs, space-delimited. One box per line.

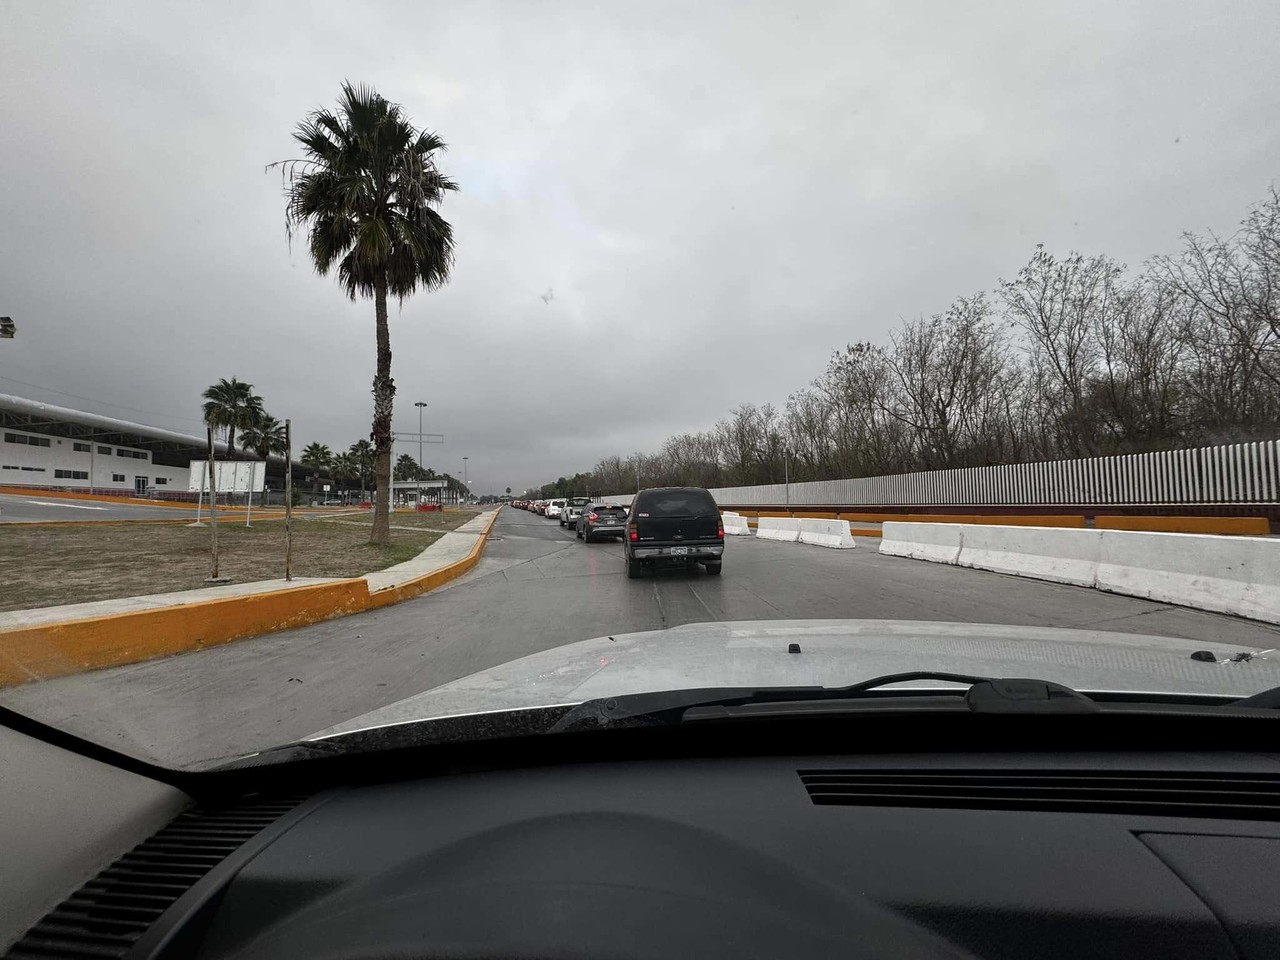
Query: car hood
xmin=309 ymin=619 xmax=1280 ymax=741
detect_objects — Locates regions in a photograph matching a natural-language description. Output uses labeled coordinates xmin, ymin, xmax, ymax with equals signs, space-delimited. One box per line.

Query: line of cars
xmin=511 ymin=487 xmax=726 ymax=578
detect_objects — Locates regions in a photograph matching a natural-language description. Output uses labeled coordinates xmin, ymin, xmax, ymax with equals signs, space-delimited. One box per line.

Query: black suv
xmin=624 ymin=486 xmax=724 ymax=578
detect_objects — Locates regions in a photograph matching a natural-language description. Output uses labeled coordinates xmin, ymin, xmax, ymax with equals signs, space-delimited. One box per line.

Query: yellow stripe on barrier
xmin=1095 ymin=515 xmax=1270 ymax=535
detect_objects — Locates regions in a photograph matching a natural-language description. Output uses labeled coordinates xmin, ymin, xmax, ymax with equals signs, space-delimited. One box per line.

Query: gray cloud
xmin=2 ymin=0 xmax=1278 ymax=493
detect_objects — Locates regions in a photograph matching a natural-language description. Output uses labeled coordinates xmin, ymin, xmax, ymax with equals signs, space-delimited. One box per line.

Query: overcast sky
xmin=2 ymin=1 xmax=1277 ymax=493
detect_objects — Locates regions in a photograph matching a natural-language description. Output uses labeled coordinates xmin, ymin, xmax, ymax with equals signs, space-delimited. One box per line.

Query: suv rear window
xmin=634 ymin=489 xmax=718 ymax=517
xmin=592 ymin=505 xmax=627 ymax=516
xmin=567 ymin=497 xmax=590 ymax=506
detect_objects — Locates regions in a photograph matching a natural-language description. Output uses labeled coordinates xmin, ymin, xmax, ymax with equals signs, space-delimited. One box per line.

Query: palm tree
xmin=239 ymin=414 xmax=287 ymax=460
xmin=394 ymin=453 xmax=421 ymax=482
xmin=331 ymin=453 xmax=359 ymax=500
xmin=273 ymin=82 xmax=457 ymax=545
xmin=348 ymin=439 xmax=375 ymax=500
xmin=201 ymin=378 xmax=264 ymax=453
xmin=300 ymin=442 xmax=333 ymax=496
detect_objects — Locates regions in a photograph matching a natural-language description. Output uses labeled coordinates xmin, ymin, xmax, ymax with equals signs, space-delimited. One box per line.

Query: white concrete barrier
xmin=957 ymin=525 xmax=1101 ymax=587
xmin=1097 ymin=530 xmax=1280 ymax=624
xmin=882 ymin=521 xmax=1280 ymax=625
xmin=722 ymin=512 xmax=752 ymax=536
xmin=756 ymin=516 xmax=801 ymax=542
xmin=799 ymin=517 xmax=857 ymax=549
xmin=880 ymin=522 xmax=963 ymax=563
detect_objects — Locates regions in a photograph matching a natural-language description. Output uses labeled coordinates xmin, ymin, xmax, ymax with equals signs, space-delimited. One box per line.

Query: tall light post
xmin=414 ymin=401 xmax=427 ymax=507
xmin=462 ymin=456 xmax=468 ymax=501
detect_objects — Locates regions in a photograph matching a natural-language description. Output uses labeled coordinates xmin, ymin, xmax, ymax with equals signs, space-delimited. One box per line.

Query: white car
xmin=545 ymin=498 xmax=566 ymax=518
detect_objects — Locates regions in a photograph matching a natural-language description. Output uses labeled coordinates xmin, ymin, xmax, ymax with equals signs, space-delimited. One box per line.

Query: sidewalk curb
xmin=0 ymin=509 xmax=501 ymax=688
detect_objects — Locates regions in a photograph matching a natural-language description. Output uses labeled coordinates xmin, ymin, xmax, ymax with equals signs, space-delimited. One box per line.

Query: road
xmin=0 ymin=492 xmax=201 ymax=522
xmin=3 ymin=505 xmax=1279 ymax=768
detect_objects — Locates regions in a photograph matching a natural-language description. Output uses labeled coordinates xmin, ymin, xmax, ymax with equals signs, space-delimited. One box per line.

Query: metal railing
xmin=609 ymin=440 xmax=1280 ymax=508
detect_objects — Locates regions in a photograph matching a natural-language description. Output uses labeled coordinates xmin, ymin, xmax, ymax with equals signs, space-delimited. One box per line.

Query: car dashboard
xmin=4 ymin=720 xmax=1280 ymax=960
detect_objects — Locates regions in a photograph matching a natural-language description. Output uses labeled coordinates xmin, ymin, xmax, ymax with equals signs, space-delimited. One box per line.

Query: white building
xmin=0 ymin=393 xmax=296 ymax=497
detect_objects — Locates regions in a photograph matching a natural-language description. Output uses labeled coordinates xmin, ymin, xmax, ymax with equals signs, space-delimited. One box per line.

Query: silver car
xmin=560 ymin=496 xmax=591 ymax=528
xmin=576 ymin=502 xmax=629 ymax=542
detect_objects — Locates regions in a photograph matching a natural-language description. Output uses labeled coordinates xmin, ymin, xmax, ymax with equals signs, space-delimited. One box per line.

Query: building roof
xmin=0 ymin=393 xmax=298 ymax=472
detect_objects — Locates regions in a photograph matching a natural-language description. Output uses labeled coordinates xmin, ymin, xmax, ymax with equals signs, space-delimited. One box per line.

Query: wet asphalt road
xmin=3 ymin=505 xmax=1278 ymax=768
xmin=0 ymin=492 xmax=202 ymax=522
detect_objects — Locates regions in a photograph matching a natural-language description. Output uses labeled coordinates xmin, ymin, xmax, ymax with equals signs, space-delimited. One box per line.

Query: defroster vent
xmin=5 ymin=794 xmax=307 ymax=960
xmin=799 ymin=769 xmax=1280 ymax=820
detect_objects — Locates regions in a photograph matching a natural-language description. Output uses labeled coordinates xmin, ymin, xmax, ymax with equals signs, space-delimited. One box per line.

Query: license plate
xmin=669 ymin=546 xmax=688 ymax=556
xmin=602 ymin=519 xmax=615 ymax=525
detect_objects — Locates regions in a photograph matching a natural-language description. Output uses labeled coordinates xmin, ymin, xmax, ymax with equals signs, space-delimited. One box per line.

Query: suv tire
xmin=626 ymin=555 xmax=641 ymax=579
xmin=705 ymin=562 xmax=722 ymax=576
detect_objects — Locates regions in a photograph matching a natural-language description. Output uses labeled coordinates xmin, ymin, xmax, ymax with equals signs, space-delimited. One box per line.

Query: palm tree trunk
xmin=370 ymin=273 xmax=395 ymax=545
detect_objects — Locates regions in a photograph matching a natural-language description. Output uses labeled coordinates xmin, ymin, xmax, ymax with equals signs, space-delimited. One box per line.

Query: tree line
xmin=529 ymin=185 xmax=1280 ymax=498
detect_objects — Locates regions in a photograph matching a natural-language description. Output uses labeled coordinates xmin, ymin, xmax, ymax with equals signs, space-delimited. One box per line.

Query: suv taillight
xmin=629 ymin=522 xmax=638 ymax=541
xmin=587 ymin=512 xmax=599 ymax=522
xmin=717 ymin=519 xmax=724 ymax=538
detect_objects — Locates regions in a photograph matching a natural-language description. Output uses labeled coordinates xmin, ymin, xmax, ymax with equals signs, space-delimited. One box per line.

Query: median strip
xmin=0 ymin=508 xmax=501 ymax=688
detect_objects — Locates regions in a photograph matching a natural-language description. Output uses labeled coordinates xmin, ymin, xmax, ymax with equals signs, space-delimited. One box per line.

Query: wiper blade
xmin=549 ymin=672 xmax=1100 ymax=732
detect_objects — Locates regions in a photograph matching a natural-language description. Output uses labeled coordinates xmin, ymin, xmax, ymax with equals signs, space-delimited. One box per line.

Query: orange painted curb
xmin=1095 ymin=515 xmax=1269 ymax=535
xmin=0 ymin=579 xmax=369 ymax=687
xmin=0 ymin=510 xmax=502 ymax=688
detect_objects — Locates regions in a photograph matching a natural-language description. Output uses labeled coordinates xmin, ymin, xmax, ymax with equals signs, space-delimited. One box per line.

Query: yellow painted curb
xmin=0 ymin=510 xmax=502 ymax=688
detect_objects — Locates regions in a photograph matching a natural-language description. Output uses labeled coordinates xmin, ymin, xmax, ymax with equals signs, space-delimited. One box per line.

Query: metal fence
xmin=608 ymin=440 xmax=1280 ymax=508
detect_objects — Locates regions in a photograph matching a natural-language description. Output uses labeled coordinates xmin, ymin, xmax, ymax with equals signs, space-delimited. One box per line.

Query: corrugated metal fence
xmin=610 ymin=440 xmax=1280 ymax=507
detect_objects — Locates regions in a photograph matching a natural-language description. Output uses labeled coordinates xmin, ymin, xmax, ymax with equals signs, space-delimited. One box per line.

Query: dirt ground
xmin=0 ymin=507 xmax=482 ymax=612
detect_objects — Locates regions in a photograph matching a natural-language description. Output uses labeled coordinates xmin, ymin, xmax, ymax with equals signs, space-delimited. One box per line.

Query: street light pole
xmin=414 ymin=401 xmax=427 ymax=509
xmin=462 ymin=456 xmax=468 ymax=500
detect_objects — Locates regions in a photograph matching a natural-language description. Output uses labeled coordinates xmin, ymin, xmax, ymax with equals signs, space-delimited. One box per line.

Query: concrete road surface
xmin=0 ymin=492 xmax=201 ymax=522
xmin=3 ymin=505 xmax=1278 ymax=768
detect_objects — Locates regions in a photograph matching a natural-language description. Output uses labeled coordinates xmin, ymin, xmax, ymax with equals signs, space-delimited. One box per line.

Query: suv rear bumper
xmin=586 ymin=523 xmax=625 ymax=537
xmin=631 ymin=543 xmax=724 ymax=559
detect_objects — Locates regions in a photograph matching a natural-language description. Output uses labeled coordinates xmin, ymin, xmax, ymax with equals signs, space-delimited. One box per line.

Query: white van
xmin=545 ymin=498 xmax=567 ymax=518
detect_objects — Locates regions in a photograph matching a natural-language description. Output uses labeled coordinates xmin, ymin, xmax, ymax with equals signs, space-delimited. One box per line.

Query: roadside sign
xmin=187 ymin=460 xmax=267 ymax=493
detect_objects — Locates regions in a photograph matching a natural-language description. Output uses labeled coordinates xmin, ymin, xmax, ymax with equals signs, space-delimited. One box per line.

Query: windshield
xmin=2 ymin=1 xmax=1278 ymax=771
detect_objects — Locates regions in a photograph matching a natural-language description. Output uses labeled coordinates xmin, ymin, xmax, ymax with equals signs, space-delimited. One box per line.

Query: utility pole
xmin=462 ymin=456 xmax=468 ymax=501
xmin=784 ymin=448 xmax=791 ymax=509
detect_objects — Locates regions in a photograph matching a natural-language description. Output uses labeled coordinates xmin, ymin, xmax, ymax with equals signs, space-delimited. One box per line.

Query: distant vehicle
xmin=534 ymin=500 xmax=548 ymax=515
xmin=623 ymin=486 xmax=724 ymax=579
xmin=560 ymin=496 xmax=590 ymax=528
xmin=322 ymin=499 xmax=345 ymax=506
xmin=576 ymin=502 xmax=629 ymax=541
xmin=546 ymin=498 xmax=566 ymax=519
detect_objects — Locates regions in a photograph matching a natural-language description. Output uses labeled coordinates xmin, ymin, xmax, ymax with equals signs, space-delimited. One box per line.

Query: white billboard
xmin=188 ymin=460 xmax=267 ymax=493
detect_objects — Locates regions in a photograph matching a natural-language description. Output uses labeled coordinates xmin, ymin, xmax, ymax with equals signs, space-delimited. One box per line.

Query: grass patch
xmin=0 ymin=507 xmax=482 ymax=612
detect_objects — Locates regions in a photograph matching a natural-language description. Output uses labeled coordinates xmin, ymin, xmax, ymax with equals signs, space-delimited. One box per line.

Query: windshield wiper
xmin=548 ymin=672 xmax=1101 ymax=732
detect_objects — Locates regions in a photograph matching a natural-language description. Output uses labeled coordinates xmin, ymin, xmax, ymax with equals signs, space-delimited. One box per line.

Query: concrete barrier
xmin=1096 ymin=530 xmax=1280 ymax=624
xmin=798 ymin=518 xmax=857 ymax=549
xmin=722 ymin=512 xmax=752 ymax=536
xmin=756 ymin=516 xmax=801 ymax=542
xmin=957 ymin=525 xmax=1102 ymax=587
xmin=880 ymin=522 xmax=963 ymax=563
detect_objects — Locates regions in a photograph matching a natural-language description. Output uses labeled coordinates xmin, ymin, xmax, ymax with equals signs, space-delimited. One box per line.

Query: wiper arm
xmin=549 ymin=672 xmax=1100 ymax=732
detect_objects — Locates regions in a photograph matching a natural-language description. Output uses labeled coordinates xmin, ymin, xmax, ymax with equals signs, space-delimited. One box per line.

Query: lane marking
xmin=24 ymin=499 xmax=109 ymax=511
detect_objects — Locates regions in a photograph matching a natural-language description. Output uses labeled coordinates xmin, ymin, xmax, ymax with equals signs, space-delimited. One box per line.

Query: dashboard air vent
xmin=799 ymin=769 xmax=1280 ymax=820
